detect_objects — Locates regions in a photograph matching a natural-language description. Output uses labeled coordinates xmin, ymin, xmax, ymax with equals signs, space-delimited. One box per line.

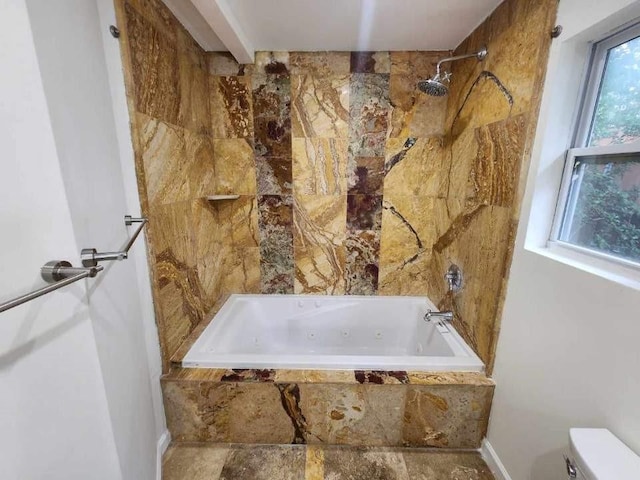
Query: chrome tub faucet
xmin=424 ymin=309 xmax=454 ymax=322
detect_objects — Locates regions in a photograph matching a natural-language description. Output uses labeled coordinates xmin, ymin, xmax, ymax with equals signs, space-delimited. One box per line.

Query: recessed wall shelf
xmin=205 ymin=195 xmax=240 ymax=201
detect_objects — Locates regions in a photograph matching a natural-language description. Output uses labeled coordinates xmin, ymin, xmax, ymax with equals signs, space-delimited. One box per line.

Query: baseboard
xmin=156 ymin=429 xmax=171 ymax=480
xmin=481 ymin=439 xmax=512 ymax=480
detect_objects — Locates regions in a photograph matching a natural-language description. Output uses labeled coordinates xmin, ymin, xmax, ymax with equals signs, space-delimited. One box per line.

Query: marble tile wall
xmin=422 ymin=0 xmax=558 ymax=372
xmin=162 ymin=369 xmax=494 ymax=448
xmin=117 ymin=0 xmax=557 ymax=371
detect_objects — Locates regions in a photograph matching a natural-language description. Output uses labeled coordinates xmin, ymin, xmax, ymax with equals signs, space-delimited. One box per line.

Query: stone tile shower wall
xmin=208 ymin=50 xmax=450 ymax=297
xmin=115 ymin=0 xmax=556 ymax=372
xmin=423 ymin=0 xmax=557 ymax=372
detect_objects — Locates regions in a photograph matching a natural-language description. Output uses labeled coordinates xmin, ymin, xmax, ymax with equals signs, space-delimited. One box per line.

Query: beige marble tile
xmin=291 ymin=75 xmax=350 ymax=138
xmin=403 ymin=450 xmax=494 ymax=480
xmin=137 ymin=113 xmax=189 ymax=206
xmin=389 ymin=75 xmax=447 ymax=138
xmin=402 ymin=383 xmax=493 ymax=449
xmin=184 ymin=131 xmax=216 ymax=198
xmin=220 ymin=445 xmax=305 ymax=480
xmin=290 ymin=52 xmax=351 ymax=76
xmin=323 ymin=447 xmax=409 ymax=480
xmin=304 ymin=445 xmax=324 ymax=480
xmin=213 ymin=138 xmax=257 ymax=195
xmin=293 ymin=195 xmax=347 ymax=294
xmin=274 ymin=370 xmax=357 ymax=384
xmin=177 ymin=29 xmax=210 ymax=134
xmin=300 ymin=384 xmax=406 ymax=446
xmin=383 ymin=137 xmax=446 ymax=197
xmin=216 ymin=195 xmax=260 ymax=248
xmin=292 ymin=138 xmax=348 ymax=195
xmin=378 ymin=196 xmax=438 ymax=296
xmin=390 ymin=51 xmax=446 ymax=77
xmin=124 ymin=3 xmax=180 ymax=124
xmin=163 ymin=445 xmax=229 ymax=480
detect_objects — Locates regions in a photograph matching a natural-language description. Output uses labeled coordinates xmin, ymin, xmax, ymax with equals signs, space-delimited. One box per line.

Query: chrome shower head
xmin=417 ymin=46 xmax=488 ymax=97
xmin=417 ymin=78 xmax=448 ymax=97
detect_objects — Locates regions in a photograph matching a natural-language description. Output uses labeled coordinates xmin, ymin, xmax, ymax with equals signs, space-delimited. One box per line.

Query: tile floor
xmin=162 ymin=444 xmax=495 ymax=480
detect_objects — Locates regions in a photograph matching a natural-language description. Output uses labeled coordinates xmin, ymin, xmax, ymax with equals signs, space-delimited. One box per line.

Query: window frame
xmin=549 ymin=22 xmax=640 ymax=271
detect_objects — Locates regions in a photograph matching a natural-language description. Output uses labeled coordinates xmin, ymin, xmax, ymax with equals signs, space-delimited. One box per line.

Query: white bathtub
xmin=182 ymin=294 xmax=484 ymax=372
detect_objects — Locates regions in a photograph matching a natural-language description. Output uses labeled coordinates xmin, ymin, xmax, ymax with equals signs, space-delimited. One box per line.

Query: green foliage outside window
xmin=590 ymin=36 xmax=640 ymax=146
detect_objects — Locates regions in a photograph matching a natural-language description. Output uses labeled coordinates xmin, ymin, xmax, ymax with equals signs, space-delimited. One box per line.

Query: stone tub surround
xmin=163 ymin=444 xmax=495 ymax=480
xmin=115 ymin=0 xmax=558 ymax=374
xmin=161 ymin=367 xmax=494 ymax=448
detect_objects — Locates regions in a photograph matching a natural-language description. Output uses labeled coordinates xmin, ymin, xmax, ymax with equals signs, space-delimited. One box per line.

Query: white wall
xmin=488 ymin=1 xmax=640 ymax=479
xmin=0 ymin=0 xmax=164 ymax=478
xmin=0 ymin=1 xmax=122 ymax=478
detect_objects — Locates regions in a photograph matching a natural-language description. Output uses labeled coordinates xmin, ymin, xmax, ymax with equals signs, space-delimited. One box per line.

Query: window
xmin=552 ymin=24 xmax=640 ymax=267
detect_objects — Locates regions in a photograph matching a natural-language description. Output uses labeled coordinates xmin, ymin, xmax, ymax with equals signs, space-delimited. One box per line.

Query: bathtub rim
xmin=181 ymin=294 xmax=485 ymax=372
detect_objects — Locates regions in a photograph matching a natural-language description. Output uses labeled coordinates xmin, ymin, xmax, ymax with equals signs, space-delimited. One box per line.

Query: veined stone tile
xmin=379 ymin=197 xmax=436 ymax=268
xmin=300 ymin=384 xmax=406 ymax=446
xmin=254 ymin=116 xmax=292 ymax=158
xmin=384 ymin=137 xmax=446 ymax=197
xmin=305 ymin=445 xmax=324 ymax=480
xmin=254 ymin=51 xmax=290 ymax=74
xmin=220 ymin=369 xmax=276 ymax=382
xmin=274 ymin=370 xmax=357 ymax=384
xmin=192 ymin=197 xmax=227 ymax=254
xmin=446 ymin=205 xmax=514 ymax=366
xmin=389 ymin=51 xmax=444 ymax=76
xmin=472 ymin=114 xmax=528 ymax=207
xmin=184 ymin=131 xmax=216 ymax=198
xmin=155 ymin=252 xmax=207 ymax=359
xmin=402 ymin=384 xmax=493 ymax=449
xmin=349 ymin=130 xmax=389 ymax=158
xmin=125 ymin=3 xmax=180 ymax=124
xmin=345 ymin=229 xmax=380 ymax=295
xmin=323 ymin=447 xmax=409 ymax=480
xmin=349 ymin=73 xmax=391 ymax=135
xmin=162 ymin=445 xmax=229 ymax=480
xmin=402 ymin=450 xmax=494 ymax=480
xmin=148 ymin=200 xmax=196 ymax=266
xmin=220 ymin=445 xmax=305 ymax=480
xmin=354 ymin=371 xmax=410 ymax=385
xmin=177 ymin=29 xmax=210 ymax=134
xmin=213 ymin=138 xmax=257 ymax=195
xmin=350 ymin=52 xmax=391 ymax=73
xmin=216 ymin=195 xmax=260 ymax=248
xmin=448 ymin=126 xmax=478 ymax=199
xmin=258 ymin=195 xmax=295 ymax=293
xmin=136 ymin=113 xmax=189 ymax=206
xmin=389 ymin=75 xmax=447 ymax=138
xmin=125 ymin=0 xmax=177 ymax=41
xmin=207 ymin=51 xmax=253 ymax=76
xmin=407 ymin=372 xmax=496 ymax=386
xmin=348 ymin=156 xmax=385 ymax=195
xmin=292 ymin=138 xmax=348 ymax=195
xmin=256 ymin=156 xmax=293 ymax=195
xmin=347 ymin=194 xmax=382 ymax=231
xmin=293 ymin=194 xmax=347 ymax=294
xmin=290 ymin=51 xmax=351 ymax=76
xmin=252 ymin=74 xmax=291 ymax=119
xmin=291 ymin=74 xmax=350 ymax=138
xmin=209 ymin=76 xmax=253 ymax=138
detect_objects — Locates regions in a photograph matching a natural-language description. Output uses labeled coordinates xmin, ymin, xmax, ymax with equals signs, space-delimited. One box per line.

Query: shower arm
xmin=435 ymin=47 xmax=488 ymax=77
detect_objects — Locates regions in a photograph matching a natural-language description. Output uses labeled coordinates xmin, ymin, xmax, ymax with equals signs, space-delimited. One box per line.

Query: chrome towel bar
xmin=81 ymin=216 xmax=147 ymax=267
xmin=0 ymin=262 xmax=103 ymax=314
xmin=0 ymin=215 xmax=147 ymax=314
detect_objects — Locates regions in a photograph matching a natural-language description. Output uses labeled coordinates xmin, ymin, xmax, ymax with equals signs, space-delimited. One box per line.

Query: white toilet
xmin=566 ymin=428 xmax=640 ymax=478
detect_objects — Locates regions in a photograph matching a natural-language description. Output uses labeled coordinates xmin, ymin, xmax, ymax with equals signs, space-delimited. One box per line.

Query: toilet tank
xmin=568 ymin=428 xmax=640 ymax=479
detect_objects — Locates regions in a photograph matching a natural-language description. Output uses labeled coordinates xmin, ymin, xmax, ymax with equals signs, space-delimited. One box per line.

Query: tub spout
xmin=424 ymin=309 xmax=453 ymax=322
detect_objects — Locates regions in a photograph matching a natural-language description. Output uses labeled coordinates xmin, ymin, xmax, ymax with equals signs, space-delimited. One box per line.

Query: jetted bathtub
xmin=182 ymin=294 xmax=484 ymax=372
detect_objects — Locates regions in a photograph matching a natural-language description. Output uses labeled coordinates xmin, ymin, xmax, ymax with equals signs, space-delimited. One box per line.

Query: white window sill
xmin=525 ymin=241 xmax=640 ymax=291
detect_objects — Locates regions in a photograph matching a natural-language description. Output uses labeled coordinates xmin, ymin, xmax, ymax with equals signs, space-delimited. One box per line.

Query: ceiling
xmin=163 ymin=0 xmax=503 ymax=62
